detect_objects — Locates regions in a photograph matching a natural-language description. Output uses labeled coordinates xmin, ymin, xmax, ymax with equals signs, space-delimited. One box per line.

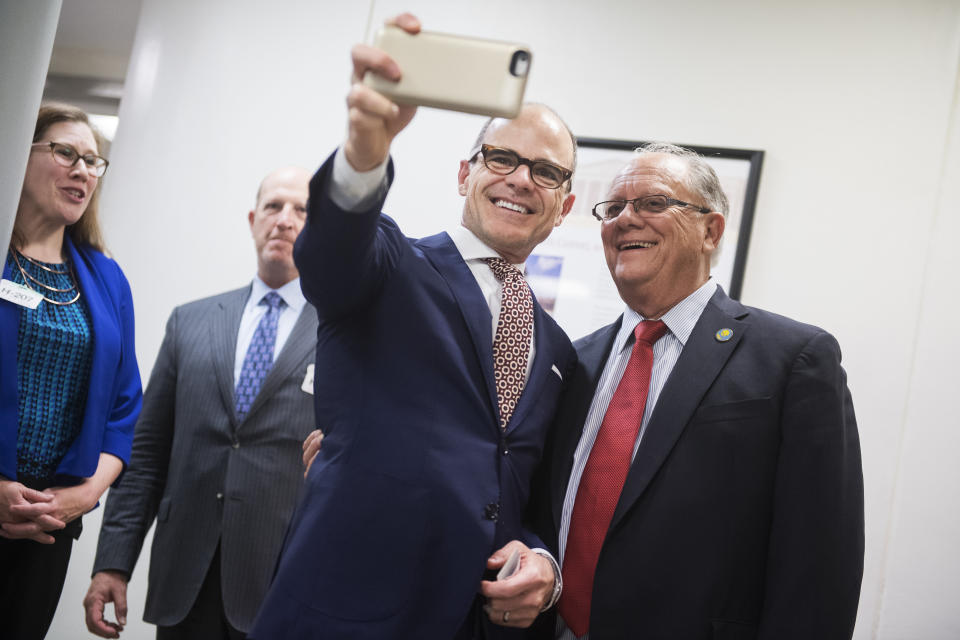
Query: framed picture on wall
xmin=527 ymin=138 xmax=764 ymax=340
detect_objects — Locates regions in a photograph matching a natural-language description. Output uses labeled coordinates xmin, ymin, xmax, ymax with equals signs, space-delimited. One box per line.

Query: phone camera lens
xmin=510 ymin=50 xmax=531 ymax=77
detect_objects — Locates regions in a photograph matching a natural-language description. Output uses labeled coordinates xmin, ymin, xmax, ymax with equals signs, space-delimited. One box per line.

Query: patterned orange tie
xmin=559 ymin=319 xmax=669 ymax=637
xmin=486 ymin=258 xmax=534 ymax=430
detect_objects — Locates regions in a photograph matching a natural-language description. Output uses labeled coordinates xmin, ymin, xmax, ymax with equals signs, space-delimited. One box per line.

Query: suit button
xmin=232 ymin=441 xmax=240 ymax=449
xmin=216 ymin=492 xmax=224 ymax=502
xmin=502 ymin=449 xmax=509 ymax=456
xmin=484 ymin=502 xmax=500 ymax=521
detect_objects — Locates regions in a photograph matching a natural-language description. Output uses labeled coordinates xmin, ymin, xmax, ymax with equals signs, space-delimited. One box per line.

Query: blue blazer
xmin=250 ymin=155 xmax=575 ymax=640
xmin=531 ymin=287 xmax=863 ymax=640
xmin=0 ymin=237 xmax=142 ymax=484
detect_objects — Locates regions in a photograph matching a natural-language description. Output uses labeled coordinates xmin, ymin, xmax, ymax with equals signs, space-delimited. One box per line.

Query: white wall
xmin=875 ymin=43 xmax=960 ymax=638
xmin=45 ymin=1 xmax=960 ymax=638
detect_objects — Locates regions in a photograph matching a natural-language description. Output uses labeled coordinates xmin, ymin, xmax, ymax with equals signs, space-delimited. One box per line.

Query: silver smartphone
xmin=363 ymin=26 xmax=532 ymax=118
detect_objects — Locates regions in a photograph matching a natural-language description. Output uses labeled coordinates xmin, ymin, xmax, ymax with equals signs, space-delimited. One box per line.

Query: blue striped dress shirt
xmin=556 ymin=278 xmax=717 ymax=640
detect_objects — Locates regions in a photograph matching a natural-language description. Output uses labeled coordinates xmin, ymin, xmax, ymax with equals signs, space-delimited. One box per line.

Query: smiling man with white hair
xmin=530 ymin=143 xmax=864 ymax=640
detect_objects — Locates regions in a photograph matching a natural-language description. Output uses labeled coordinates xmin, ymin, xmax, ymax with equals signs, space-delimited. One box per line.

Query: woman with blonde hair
xmin=0 ymin=103 xmax=142 ymax=639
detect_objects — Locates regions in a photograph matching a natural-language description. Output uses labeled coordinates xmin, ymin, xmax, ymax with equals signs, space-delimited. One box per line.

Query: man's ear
xmin=702 ymin=211 xmax=725 ymax=251
xmin=555 ymin=193 xmax=576 ymax=226
xmin=248 ymin=209 xmax=256 ymax=231
xmin=457 ymin=160 xmax=471 ymax=196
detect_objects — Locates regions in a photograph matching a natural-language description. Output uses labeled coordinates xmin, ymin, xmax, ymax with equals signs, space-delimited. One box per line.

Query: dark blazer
xmin=534 ymin=287 xmax=863 ymax=640
xmin=92 ymin=285 xmax=318 ymax=632
xmin=250 ymin=155 xmax=575 ymax=640
xmin=0 ymin=238 xmax=142 ymax=484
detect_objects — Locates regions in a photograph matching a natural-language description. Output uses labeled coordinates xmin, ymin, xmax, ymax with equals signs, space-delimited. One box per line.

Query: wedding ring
xmin=503 ymin=610 xmax=511 ymax=623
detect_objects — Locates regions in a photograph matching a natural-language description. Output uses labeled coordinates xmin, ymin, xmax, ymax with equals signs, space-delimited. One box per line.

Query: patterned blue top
xmin=6 ymin=251 xmax=94 ymax=485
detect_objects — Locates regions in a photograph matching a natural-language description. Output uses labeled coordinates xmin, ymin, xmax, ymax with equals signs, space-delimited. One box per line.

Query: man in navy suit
xmin=532 ymin=143 xmax=864 ymax=639
xmin=250 ymin=14 xmax=575 ymax=640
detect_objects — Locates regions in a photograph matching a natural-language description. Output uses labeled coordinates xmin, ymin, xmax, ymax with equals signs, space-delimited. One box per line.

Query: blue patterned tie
xmin=235 ymin=291 xmax=285 ymax=420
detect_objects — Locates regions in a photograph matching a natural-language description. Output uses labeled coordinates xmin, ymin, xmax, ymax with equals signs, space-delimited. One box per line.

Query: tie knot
xmin=261 ymin=291 xmax=285 ymax=310
xmin=634 ymin=319 xmax=668 ymax=345
xmin=486 ymin=257 xmax=522 ymax=283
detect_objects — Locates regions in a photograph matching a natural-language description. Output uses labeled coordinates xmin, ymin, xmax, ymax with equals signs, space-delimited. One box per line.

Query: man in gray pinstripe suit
xmin=82 ymin=167 xmax=319 ymax=639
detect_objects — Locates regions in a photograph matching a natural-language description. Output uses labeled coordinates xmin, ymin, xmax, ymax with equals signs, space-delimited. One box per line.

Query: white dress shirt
xmin=556 ymin=278 xmax=717 ymax=640
xmin=233 ymin=276 xmax=308 ymax=387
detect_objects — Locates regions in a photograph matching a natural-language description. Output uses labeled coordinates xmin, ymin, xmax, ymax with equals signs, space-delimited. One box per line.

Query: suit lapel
xmin=550 ymin=321 xmax=621 ymax=531
xmin=243 ymin=304 xmax=317 ymax=424
xmin=210 ymin=286 xmax=249 ymax=429
xmin=418 ymin=233 xmax=499 ymax=429
xmin=609 ymin=290 xmax=748 ymax=531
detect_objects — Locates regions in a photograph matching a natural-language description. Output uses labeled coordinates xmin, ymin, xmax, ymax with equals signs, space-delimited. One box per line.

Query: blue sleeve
xmin=100 ymin=262 xmax=143 ymax=478
xmin=294 ymin=151 xmax=405 ymax=320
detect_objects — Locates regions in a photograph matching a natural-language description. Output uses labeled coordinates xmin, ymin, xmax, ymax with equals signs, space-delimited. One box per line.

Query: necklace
xmin=15 ymin=257 xmax=76 ymax=292
xmin=16 ymin=251 xmax=70 ymax=274
xmin=11 ymin=250 xmax=81 ymax=305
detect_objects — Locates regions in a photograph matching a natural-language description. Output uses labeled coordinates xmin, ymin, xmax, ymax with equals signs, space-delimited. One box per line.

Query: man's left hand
xmin=480 ymin=540 xmax=554 ymax=628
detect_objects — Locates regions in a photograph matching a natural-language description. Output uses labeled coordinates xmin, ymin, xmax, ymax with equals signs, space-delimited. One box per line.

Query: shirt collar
xmin=614 ymin=278 xmax=718 ymax=354
xmin=448 ymin=225 xmax=526 ymax=272
xmin=250 ymin=276 xmax=306 ymax=314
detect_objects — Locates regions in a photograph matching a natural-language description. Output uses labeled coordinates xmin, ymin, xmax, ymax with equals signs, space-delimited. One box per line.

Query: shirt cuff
xmin=329 ymin=146 xmax=390 ymax=212
xmin=531 ymin=548 xmax=563 ymax=611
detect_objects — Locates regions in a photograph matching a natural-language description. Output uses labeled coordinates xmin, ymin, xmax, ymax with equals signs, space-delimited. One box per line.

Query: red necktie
xmin=558 ymin=319 xmax=669 ymax=637
xmin=486 ymin=258 xmax=534 ymax=430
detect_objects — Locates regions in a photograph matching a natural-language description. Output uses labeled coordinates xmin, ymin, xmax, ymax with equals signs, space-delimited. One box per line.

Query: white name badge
xmin=301 ymin=363 xmax=315 ymax=394
xmin=0 ymin=279 xmax=42 ymax=309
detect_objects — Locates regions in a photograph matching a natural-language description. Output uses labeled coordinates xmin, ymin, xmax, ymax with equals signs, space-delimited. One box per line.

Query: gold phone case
xmin=364 ymin=26 xmax=531 ymax=118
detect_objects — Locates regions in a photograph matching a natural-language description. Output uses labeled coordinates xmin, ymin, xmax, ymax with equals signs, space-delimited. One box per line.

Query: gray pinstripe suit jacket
xmin=92 ymin=284 xmax=318 ymax=632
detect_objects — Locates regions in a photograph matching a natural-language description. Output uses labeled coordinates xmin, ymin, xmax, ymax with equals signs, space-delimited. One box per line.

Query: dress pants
xmin=156 ymin=543 xmax=245 ymax=640
xmin=0 ymin=517 xmax=82 ymax=640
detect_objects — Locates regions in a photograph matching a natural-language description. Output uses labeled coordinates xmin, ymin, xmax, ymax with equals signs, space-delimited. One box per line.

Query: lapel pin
xmin=715 ymin=328 xmax=734 ymax=342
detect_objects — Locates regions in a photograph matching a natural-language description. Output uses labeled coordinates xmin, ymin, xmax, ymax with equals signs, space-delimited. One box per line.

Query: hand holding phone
xmin=344 ymin=13 xmax=422 ymax=171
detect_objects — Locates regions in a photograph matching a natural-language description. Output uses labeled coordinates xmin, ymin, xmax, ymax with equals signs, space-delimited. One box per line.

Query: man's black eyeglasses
xmin=469 ymin=144 xmax=572 ymax=190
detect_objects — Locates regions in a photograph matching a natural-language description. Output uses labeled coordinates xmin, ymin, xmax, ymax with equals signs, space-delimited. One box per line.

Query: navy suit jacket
xmin=532 ymin=287 xmax=863 ymax=640
xmin=250 ymin=154 xmax=575 ymax=639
